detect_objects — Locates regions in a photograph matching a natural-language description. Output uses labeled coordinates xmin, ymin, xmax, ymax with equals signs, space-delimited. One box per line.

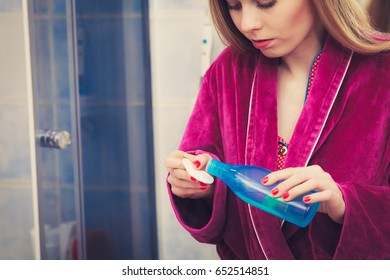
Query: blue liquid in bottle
xmin=205 ymin=159 xmax=320 ymax=227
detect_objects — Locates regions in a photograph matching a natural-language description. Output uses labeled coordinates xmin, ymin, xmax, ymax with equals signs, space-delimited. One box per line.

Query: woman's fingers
xmin=165 ymin=151 xmax=214 ymax=199
xmin=261 ymin=165 xmax=345 ymax=223
xmin=277 ymin=178 xmax=319 ymax=201
xmin=189 ymin=153 xmax=212 ymax=170
xmin=263 ymin=165 xmax=329 ymax=198
xmin=164 ymin=157 xmax=184 ymax=171
xmin=304 ymin=189 xmax=333 ymax=203
xmin=264 ymin=165 xmax=324 ymax=184
xmin=165 ymin=150 xmax=195 ymax=170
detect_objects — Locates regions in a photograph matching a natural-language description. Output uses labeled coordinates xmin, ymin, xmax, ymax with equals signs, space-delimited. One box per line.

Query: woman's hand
xmin=262 ymin=165 xmax=345 ymax=224
xmin=164 ymin=150 xmax=214 ymax=199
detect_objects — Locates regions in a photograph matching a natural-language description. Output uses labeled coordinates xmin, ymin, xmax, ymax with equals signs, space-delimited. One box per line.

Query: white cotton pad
xmin=182 ymin=158 xmax=214 ymax=185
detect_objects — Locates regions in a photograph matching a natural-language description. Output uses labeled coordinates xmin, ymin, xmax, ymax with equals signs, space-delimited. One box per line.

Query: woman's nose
xmin=240 ymin=7 xmax=263 ymax=32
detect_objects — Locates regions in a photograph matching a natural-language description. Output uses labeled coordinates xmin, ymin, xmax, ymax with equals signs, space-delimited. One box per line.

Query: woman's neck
xmin=280 ymin=27 xmax=326 ymax=77
xmin=276 ymin=27 xmax=326 ymax=142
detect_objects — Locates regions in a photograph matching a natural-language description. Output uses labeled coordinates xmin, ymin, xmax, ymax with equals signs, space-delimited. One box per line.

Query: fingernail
xmin=271 ymin=188 xmax=279 ymax=196
xmin=200 ymin=188 xmax=207 ymax=191
xmin=192 ymin=160 xmax=201 ymax=168
xmin=261 ymin=176 xmax=269 ymax=184
xmin=190 ymin=176 xmax=197 ymax=182
xmin=200 ymin=182 xmax=207 ymax=187
xmin=282 ymin=192 xmax=289 ymax=199
xmin=303 ymin=196 xmax=311 ymax=203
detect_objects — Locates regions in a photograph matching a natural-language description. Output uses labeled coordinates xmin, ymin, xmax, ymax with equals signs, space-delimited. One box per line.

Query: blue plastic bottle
xmin=205 ymin=159 xmax=320 ymax=227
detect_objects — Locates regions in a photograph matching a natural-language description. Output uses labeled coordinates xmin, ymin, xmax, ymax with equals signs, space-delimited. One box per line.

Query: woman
xmin=164 ymin=0 xmax=390 ymax=259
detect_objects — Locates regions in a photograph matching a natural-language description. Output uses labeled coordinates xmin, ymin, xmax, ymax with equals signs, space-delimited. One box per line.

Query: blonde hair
xmin=209 ymin=0 xmax=390 ymax=54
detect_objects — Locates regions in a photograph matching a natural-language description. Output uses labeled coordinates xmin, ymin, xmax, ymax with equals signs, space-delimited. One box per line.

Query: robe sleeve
xmin=334 ymin=175 xmax=390 ymax=259
xmin=166 ymin=73 xmax=228 ymax=245
xmin=308 ymin=152 xmax=390 ymax=259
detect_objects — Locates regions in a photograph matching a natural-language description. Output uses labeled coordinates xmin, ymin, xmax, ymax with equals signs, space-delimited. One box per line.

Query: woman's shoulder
xmin=346 ymin=51 xmax=390 ymax=99
xmin=351 ymin=50 xmax=390 ymax=75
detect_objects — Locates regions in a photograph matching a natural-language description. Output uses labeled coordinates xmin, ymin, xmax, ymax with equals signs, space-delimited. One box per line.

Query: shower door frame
xmin=27 ymin=0 xmax=157 ymax=260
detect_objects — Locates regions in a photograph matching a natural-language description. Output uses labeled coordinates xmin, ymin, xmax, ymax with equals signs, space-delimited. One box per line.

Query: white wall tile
xmin=0 ymin=6 xmax=36 ymax=260
xmin=0 ymin=0 xmax=22 ymax=13
xmin=0 ymin=185 xmax=35 ymax=259
xmin=150 ymin=0 xmax=222 ymax=260
xmin=0 ymin=105 xmax=31 ymax=180
xmin=0 ymin=13 xmax=27 ymax=101
xmin=152 ymin=16 xmax=204 ymax=101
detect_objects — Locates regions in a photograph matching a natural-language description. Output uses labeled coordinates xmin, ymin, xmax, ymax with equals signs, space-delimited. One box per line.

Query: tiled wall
xmin=0 ymin=0 xmax=157 ymax=260
xmin=0 ymin=0 xmax=35 ymax=259
xmin=150 ymin=0 xmax=224 ymax=260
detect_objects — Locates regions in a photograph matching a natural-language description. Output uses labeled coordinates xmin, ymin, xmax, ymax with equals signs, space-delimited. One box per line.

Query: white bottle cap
xmin=182 ymin=158 xmax=214 ymax=184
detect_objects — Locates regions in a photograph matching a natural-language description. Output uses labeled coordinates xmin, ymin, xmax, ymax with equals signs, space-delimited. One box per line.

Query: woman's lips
xmin=252 ymin=39 xmax=273 ymax=49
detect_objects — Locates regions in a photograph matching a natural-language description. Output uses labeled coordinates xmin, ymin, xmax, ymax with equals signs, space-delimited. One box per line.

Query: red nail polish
xmin=200 ymin=188 xmax=207 ymax=191
xmin=192 ymin=160 xmax=201 ymax=168
xmin=200 ymin=182 xmax=207 ymax=187
xmin=271 ymin=188 xmax=279 ymax=196
xmin=303 ymin=196 xmax=311 ymax=203
xmin=262 ymin=176 xmax=269 ymax=184
xmin=190 ymin=176 xmax=197 ymax=182
xmin=282 ymin=192 xmax=289 ymax=199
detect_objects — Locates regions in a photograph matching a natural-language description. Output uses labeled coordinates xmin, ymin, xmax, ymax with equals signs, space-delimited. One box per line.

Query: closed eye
xmin=227 ymin=0 xmax=277 ymax=11
xmin=256 ymin=0 xmax=277 ymax=10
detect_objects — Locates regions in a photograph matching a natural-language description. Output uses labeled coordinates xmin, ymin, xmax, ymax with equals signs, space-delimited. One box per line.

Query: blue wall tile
xmin=32 ymin=0 xmax=66 ymax=16
xmin=76 ymin=0 xmax=142 ymax=15
xmin=32 ymin=17 xmax=70 ymax=102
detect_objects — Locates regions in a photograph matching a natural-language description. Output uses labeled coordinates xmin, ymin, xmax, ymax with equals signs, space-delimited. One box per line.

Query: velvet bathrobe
xmin=167 ymin=36 xmax=390 ymax=259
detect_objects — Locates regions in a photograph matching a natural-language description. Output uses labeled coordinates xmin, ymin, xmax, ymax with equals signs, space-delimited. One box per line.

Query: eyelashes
xmin=257 ymin=0 xmax=277 ymax=9
xmin=227 ymin=0 xmax=277 ymax=11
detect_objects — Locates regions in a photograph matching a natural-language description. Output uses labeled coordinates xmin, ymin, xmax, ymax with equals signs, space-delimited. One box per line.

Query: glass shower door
xmin=28 ymin=0 xmax=157 ymax=260
xmin=28 ymin=0 xmax=85 ymax=259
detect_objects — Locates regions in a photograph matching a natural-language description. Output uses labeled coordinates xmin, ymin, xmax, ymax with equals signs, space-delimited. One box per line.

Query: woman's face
xmin=225 ymin=0 xmax=322 ymax=58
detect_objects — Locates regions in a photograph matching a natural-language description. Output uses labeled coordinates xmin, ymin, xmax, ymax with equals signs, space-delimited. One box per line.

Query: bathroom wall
xmin=0 ymin=0 xmax=157 ymax=260
xmin=0 ymin=0 xmax=35 ymax=259
xmin=149 ymin=0 xmax=223 ymax=260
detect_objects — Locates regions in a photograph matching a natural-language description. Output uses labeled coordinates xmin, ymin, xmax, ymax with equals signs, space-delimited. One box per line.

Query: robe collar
xmin=245 ymin=35 xmax=353 ymax=259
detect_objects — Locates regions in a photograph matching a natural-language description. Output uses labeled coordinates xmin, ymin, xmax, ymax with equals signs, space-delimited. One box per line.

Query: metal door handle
xmin=38 ymin=129 xmax=72 ymax=150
